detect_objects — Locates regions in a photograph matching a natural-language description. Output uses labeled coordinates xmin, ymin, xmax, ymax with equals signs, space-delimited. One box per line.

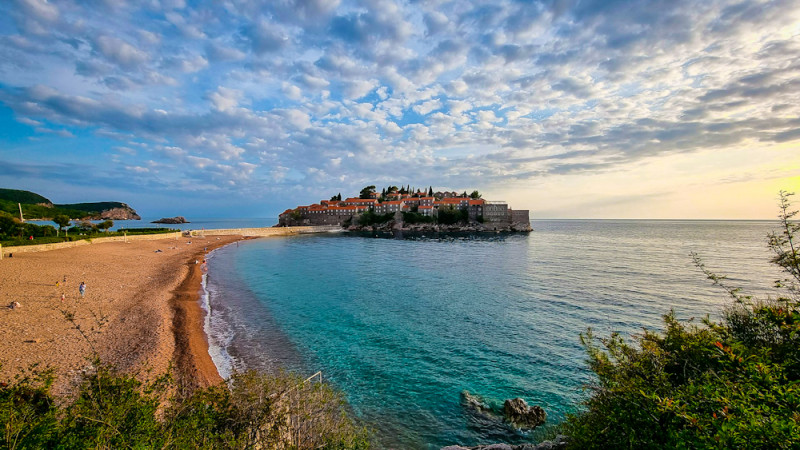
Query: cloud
xmin=93 ymin=35 xmax=149 ymax=69
xmin=0 ymin=0 xmax=798 ymax=214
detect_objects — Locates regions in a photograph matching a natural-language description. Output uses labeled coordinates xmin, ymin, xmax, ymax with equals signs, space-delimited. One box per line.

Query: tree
xmin=564 ymin=192 xmax=800 ymax=449
xmin=428 ymin=186 xmax=433 ymax=196
xmin=469 ymin=190 xmax=481 ymax=199
xmin=98 ymin=219 xmax=114 ymax=233
xmin=359 ymin=185 xmax=376 ymax=199
xmin=53 ymin=214 xmax=70 ymax=233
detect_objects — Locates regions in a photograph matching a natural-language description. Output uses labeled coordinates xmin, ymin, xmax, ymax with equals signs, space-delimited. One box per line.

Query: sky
xmin=0 ymin=0 xmax=798 ymax=219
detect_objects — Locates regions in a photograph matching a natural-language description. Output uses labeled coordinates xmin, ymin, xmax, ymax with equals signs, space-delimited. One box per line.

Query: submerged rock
xmin=460 ymin=390 xmax=494 ymax=415
xmin=502 ymin=398 xmax=546 ymax=429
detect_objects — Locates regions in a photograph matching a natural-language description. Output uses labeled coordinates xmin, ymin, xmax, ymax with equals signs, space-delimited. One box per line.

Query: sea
xmin=197 ymin=220 xmax=785 ymax=449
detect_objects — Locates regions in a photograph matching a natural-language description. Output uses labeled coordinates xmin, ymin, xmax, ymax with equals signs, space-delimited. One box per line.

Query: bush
xmin=401 ymin=211 xmax=434 ymax=224
xmin=437 ymin=207 xmax=468 ymax=225
xmin=358 ymin=210 xmax=394 ymax=226
xmin=564 ymin=192 xmax=800 ymax=449
xmin=1 ymin=363 xmax=371 ymax=449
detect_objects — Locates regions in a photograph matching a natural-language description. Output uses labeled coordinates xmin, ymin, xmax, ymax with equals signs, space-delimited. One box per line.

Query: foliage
xmin=0 ymin=199 xmax=88 ymax=221
xmin=52 ymin=214 xmax=70 ymax=231
xmin=1 ymin=222 xmax=174 ymax=247
xmin=53 ymin=202 xmax=127 ymax=214
xmin=0 ymin=189 xmax=132 ymax=220
xmin=0 ymin=365 xmax=371 ymax=449
xmin=470 ymin=190 xmax=482 ymax=199
xmin=358 ymin=210 xmax=394 ymax=226
xmin=401 ymin=211 xmax=434 ymax=224
xmin=97 ymin=220 xmax=114 ymax=232
xmin=436 ymin=207 xmax=468 ymax=225
xmin=564 ymin=191 xmax=800 ymax=449
xmin=0 ymin=189 xmax=51 ymax=205
xmin=359 ymin=185 xmax=376 ymax=199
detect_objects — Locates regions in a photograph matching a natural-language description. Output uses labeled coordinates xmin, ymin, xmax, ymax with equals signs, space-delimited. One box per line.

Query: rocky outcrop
xmin=346 ymin=221 xmax=532 ymax=233
xmin=97 ymin=206 xmax=141 ymax=220
xmin=84 ymin=204 xmax=141 ymax=220
xmin=152 ymin=216 xmax=189 ymax=224
xmin=461 ymin=391 xmax=494 ymax=415
xmin=441 ymin=435 xmax=568 ymax=450
xmin=503 ymin=398 xmax=546 ymax=429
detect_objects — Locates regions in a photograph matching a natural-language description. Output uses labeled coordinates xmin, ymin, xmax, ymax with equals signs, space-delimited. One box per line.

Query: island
xmin=152 ymin=216 xmax=190 ymax=224
xmin=277 ymin=185 xmax=531 ymax=232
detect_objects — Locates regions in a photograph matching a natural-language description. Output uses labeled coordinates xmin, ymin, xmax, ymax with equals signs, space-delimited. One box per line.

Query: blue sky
xmin=0 ymin=0 xmax=798 ymax=218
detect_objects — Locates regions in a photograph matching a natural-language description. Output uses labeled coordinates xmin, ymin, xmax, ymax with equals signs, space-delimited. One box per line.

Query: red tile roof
xmin=343 ymin=198 xmax=378 ymax=204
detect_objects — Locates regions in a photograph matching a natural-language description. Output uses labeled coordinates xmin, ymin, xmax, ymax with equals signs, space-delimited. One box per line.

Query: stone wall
xmin=279 ymin=214 xmax=357 ymax=226
xmin=484 ymin=203 xmax=510 ymax=223
xmin=511 ymin=210 xmax=530 ymax=224
xmin=0 ymin=232 xmax=183 ymax=257
xmin=189 ymin=225 xmax=342 ymax=237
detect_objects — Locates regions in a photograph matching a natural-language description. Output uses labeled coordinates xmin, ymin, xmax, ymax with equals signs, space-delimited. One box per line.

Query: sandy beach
xmin=0 ymin=234 xmax=243 ymax=394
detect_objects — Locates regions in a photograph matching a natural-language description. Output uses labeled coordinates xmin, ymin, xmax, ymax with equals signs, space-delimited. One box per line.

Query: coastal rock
xmin=440 ymin=435 xmax=568 ymax=450
xmin=502 ymin=398 xmax=546 ymax=429
xmin=460 ymin=390 xmax=493 ymax=414
xmin=152 ymin=216 xmax=190 ymax=224
xmin=86 ymin=204 xmax=141 ymax=220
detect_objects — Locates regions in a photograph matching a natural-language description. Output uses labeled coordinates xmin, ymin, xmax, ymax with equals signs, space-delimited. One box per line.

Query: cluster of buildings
xmin=277 ymin=188 xmax=530 ymax=228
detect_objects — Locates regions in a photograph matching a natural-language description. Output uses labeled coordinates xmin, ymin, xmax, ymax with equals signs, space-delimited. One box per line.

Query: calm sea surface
xmin=203 ymin=220 xmax=785 ymax=449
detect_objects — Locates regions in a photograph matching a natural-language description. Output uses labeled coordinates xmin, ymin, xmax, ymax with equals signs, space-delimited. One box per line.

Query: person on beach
xmin=61 ymin=293 xmax=65 ymax=302
xmin=79 ymin=282 xmax=86 ymax=298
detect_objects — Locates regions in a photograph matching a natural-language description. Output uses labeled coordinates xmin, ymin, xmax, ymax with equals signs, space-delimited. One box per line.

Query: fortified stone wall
xmin=511 ymin=210 xmax=530 ymax=224
xmin=484 ymin=203 xmax=510 ymax=223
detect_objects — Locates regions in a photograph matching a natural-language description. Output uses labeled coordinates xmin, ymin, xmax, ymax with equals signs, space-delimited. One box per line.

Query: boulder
xmin=502 ymin=398 xmax=546 ymax=429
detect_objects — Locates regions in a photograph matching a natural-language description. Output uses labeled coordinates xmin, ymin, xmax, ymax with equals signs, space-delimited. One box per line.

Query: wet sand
xmin=0 ymin=234 xmax=243 ymax=393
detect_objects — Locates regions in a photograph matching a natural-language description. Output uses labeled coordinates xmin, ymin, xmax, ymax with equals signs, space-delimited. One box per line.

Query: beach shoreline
xmin=0 ymin=234 xmax=243 ymax=394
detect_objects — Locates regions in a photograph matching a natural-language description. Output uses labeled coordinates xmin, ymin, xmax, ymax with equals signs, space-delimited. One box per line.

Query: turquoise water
xmin=204 ymin=220 xmax=784 ymax=448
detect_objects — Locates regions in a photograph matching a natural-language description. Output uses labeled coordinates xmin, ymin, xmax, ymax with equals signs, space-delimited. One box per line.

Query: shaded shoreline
xmin=170 ymin=236 xmax=255 ymax=390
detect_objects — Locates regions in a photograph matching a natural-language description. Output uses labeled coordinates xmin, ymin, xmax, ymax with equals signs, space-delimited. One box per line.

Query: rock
xmin=152 ymin=216 xmax=189 ymax=224
xmin=440 ymin=436 xmax=568 ymax=450
xmin=99 ymin=205 xmax=141 ymax=220
xmin=502 ymin=398 xmax=546 ymax=429
xmin=460 ymin=390 xmax=493 ymax=414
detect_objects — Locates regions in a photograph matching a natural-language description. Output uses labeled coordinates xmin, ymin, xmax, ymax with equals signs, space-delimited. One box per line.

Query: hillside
xmin=0 ymin=188 xmax=52 ymax=205
xmin=0 ymin=188 xmax=140 ymax=220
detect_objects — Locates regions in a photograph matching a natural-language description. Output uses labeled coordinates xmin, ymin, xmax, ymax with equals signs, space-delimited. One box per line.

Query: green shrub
xmin=436 ymin=207 xmax=468 ymax=225
xmin=565 ymin=192 xmax=800 ymax=449
xmin=0 ymin=363 xmax=371 ymax=449
xmin=358 ymin=210 xmax=394 ymax=226
xmin=401 ymin=211 xmax=434 ymax=224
